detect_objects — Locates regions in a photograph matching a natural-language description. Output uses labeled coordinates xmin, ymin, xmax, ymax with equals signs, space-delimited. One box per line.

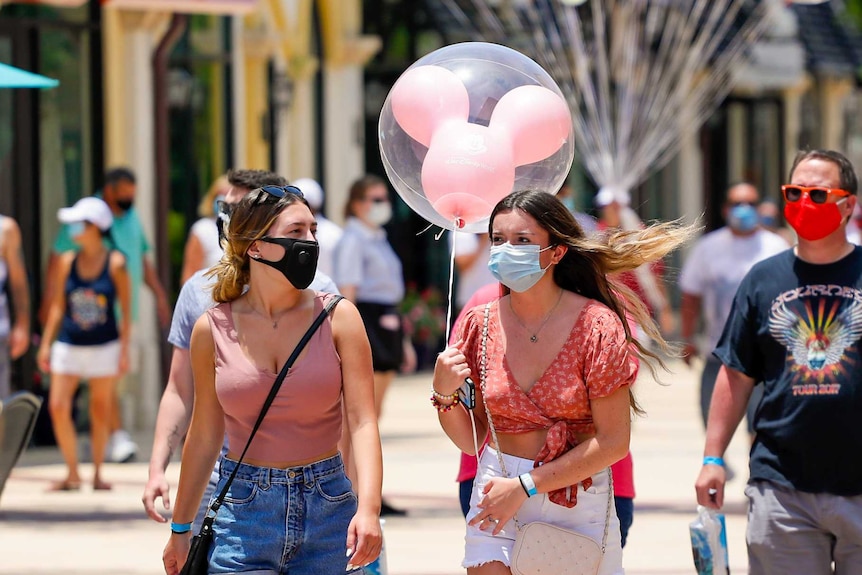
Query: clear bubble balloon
xmin=378 ymin=42 xmax=575 ymax=233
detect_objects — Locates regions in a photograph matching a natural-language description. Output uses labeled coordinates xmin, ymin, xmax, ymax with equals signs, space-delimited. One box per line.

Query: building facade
xmin=1 ymin=0 xmax=380 ymax=431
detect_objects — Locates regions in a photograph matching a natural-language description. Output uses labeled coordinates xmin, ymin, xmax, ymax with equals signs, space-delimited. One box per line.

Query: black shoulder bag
xmin=180 ymin=295 xmax=344 ymax=575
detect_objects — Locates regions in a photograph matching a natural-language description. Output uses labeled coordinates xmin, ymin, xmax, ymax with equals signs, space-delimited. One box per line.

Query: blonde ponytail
xmin=207 ymin=241 xmax=249 ymax=303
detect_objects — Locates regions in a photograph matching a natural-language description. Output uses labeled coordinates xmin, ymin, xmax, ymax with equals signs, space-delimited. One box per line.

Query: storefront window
xmin=167 ymin=15 xmax=233 ymax=287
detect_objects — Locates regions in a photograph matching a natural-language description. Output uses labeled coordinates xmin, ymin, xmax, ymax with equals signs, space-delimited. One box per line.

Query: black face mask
xmin=254 ymin=237 xmax=319 ymax=289
xmin=116 ymin=199 xmax=134 ymax=212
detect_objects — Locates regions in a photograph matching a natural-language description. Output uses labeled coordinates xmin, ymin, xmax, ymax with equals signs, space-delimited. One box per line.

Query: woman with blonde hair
xmin=433 ymin=189 xmax=692 ymax=574
xmin=180 ymin=175 xmax=230 ymax=284
xmin=163 ymin=186 xmax=383 ymax=574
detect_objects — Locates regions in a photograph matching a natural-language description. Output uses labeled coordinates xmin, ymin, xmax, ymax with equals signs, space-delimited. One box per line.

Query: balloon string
xmin=445 ymin=224 xmax=458 ymax=345
xmin=417 ymin=222 xmax=435 ymax=236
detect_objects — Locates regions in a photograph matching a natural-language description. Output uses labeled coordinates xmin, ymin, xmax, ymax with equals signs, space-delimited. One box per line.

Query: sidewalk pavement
xmin=0 ymin=358 xmax=754 ymax=574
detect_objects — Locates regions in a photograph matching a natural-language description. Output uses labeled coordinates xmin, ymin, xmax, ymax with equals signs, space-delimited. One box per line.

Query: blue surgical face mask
xmin=759 ymin=214 xmax=777 ymax=229
xmin=68 ymin=221 xmax=86 ymax=238
xmin=487 ymin=242 xmax=554 ymax=293
xmin=728 ymin=204 xmax=758 ymax=232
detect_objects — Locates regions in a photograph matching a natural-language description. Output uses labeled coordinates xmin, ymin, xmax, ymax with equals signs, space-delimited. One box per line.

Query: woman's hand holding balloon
xmin=433 ymin=340 xmax=471 ymax=397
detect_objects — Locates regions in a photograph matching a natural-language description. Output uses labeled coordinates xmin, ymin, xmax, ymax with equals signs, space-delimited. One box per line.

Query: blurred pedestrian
xmin=179 ymin=175 xmax=230 ymax=284
xmin=162 ymin=186 xmax=382 ymax=575
xmin=696 ymin=149 xmax=862 ymax=574
xmin=680 ymin=183 xmax=788 ymax=438
xmin=333 ymin=174 xmax=416 ymax=516
xmin=595 ymin=188 xmax=675 ymax=337
xmin=37 ymin=197 xmax=131 ymax=491
xmin=451 ymin=232 xmax=494 ymax=316
xmin=40 ymin=167 xmax=171 ymax=463
xmin=143 ymin=169 xmax=338 ymax=529
xmin=0 ymin=213 xmax=30 ymax=398
xmin=757 ymin=198 xmax=796 ymax=245
xmin=434 ymin=190 xmax=691 ymax=574
xmin=557 ymin=182 xmax=599 ymax=236
xmin=293 ymin=177 xmax=342 ymax=278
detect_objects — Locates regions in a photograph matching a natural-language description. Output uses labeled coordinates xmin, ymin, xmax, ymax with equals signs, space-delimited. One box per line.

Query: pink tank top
xmin=207 ymin=292 xmax=343 ymax=462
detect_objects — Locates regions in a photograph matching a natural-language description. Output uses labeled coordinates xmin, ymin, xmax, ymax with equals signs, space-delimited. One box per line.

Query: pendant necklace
xmin=508 ymin=289 xmax=564 ymax=343
xmin=248 ymin=303 xmax=287 ymax=329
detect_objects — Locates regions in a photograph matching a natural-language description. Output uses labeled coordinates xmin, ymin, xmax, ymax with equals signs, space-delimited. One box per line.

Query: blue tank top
xmin=58 ymin=252 xmax=119 ymax=346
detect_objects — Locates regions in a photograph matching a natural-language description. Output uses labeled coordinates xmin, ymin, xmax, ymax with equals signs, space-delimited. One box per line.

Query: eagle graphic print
xmin=768 ymin=285 xmax=862 ymax=395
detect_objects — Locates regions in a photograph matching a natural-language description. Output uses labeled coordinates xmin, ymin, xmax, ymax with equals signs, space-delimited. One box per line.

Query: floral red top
xmin=457 ymin=298 xmax=638 ymax=507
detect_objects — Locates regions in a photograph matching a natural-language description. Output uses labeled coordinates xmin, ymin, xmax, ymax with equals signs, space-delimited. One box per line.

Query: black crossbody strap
xmin=206 ymin=294 xmax=343 ymax=520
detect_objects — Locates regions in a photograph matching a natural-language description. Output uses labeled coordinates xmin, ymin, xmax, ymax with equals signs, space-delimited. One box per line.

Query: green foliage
xmin=399 ymin=283 xmax=447 ymax=346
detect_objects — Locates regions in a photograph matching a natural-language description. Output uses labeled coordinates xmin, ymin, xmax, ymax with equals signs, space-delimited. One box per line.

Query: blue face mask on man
xmin=728 ymin=203 xmax=759 ymax=233
xmin=487 ymin=242 xmax=555 ymax=292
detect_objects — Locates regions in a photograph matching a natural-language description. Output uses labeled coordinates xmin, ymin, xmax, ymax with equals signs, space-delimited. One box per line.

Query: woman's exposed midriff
xmin=225 ymin=447 xmax=340 ymax=470
xmin=492 ymin=429 xmax=595 ymax=461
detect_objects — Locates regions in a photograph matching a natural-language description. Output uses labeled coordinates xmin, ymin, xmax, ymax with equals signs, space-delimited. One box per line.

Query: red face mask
xmin=784 ymin=196 xmax=847 ymax=241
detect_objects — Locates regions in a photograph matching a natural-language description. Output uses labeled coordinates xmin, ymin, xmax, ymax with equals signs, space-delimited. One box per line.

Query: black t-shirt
xmin=715 ymin=246 xmax=862 ymax=496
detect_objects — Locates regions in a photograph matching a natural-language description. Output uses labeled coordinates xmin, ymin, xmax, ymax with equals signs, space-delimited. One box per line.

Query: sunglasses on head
xmin=781 ymin=185 xmax=851 ymax=205
xmin=254 ymin=185 xmax=304 ymax=205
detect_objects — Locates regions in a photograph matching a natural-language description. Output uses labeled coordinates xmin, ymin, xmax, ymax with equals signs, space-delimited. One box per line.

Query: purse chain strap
xmin=478 ymin=302 xmax=612 ymax=553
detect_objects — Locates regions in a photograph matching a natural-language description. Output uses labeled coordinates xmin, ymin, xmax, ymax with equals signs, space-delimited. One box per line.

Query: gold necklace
xmin=507 ymin=289 xmax=564 ymax=343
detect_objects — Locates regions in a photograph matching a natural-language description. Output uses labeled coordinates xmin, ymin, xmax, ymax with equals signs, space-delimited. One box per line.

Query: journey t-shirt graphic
xmin=768 ymin=286 xmax=862 ymax=395
xmin=714 ymin=247 xmax=862 ymax=495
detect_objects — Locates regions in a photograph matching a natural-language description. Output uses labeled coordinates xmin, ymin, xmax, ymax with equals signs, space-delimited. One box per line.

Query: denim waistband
xmin=219 ymin=453 xmax=345 ymax=486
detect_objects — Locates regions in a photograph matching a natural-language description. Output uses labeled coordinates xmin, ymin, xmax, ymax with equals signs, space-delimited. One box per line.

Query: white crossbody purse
xmin=476 ymin=302 xmax=612 ymax=575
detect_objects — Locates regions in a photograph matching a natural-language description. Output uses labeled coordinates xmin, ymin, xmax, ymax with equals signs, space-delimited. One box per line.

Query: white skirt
xmin=50 ymin=340 xmax=121 ymax=379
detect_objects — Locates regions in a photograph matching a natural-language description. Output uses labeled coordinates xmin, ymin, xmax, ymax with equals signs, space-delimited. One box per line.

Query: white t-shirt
xmin=451 ymin=232 xmax=496 ymax=308
xmin=679 ymin=227 xmax=789 ymax=352
xmin=315 ymin=215 xmax=343 ymax=278
xmin=189 ymin=217 xmax=223 ymax=271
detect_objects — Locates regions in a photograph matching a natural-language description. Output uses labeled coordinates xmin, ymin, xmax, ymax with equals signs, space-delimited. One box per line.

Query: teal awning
xmin=0 ymin=62 xmax=58 ymax=89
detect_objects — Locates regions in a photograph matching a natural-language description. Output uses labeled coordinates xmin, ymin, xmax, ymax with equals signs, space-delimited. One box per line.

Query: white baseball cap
xmin=58 ymin=196 xmax=114 ymax=231
xmin=293 ymin=177 xmax=324 ymax=211
xmin=594 ymin=186 xmax=631 ymax=208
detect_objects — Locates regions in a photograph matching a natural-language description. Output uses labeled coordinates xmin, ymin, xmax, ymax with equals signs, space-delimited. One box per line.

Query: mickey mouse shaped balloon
xmin=379 ymin=42 xmax=575 ymax=233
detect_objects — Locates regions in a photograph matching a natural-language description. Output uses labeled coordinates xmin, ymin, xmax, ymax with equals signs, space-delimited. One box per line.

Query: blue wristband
xmin=703 ymin=456 xmax=725 ymax=467
xmin=519 ymin=472 xmax=538 ymax=497
xmin=170 ymin=521 xmax=193 ymax=534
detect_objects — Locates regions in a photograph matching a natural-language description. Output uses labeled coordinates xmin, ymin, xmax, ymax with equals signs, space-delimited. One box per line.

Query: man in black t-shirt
xmin=695 ymin=149 xmax=862 ymax=574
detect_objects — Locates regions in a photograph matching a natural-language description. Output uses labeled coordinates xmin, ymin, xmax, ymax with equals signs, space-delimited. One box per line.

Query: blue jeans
xmin=208 ymin=453 xmax=364 ymax=574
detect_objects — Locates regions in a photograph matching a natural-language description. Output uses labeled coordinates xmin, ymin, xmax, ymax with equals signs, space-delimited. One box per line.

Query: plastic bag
xmin=689 ymin=505 xmax=729 ymax=575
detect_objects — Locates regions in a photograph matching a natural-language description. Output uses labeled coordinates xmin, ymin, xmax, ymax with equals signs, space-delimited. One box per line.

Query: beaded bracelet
xmin=430 ymin=394 xmax=460 ymax=412
xmin=430 ymin=387 xmax=458 ymax=402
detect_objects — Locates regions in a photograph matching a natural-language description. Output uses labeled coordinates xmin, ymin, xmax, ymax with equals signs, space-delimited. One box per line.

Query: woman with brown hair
xmin=433 ymin=189 xmax=692 ymax=574
xmin=163 ymin=186 xmax=383 ymax=574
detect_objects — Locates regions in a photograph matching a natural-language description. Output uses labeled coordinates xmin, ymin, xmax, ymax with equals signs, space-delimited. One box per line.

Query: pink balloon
xmin=490 ymin=85 xmax=571 ymax=166
xmin=421 ymin=122 xmax=515 ymax=226
xmin=390 ymin=66 xmax=470 ymax=148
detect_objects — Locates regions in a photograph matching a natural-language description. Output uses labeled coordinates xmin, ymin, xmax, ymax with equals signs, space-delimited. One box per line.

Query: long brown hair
xmin=208 ymin=188 xmax=309 ymax=302
xmin=489 ymin=190 xmax=696 ymax=413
